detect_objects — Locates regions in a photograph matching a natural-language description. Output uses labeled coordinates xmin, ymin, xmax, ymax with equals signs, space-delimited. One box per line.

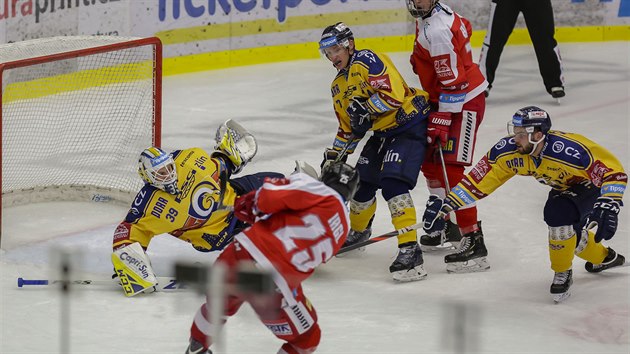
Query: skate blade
xmin=420 ymin=242 xmax=459 ymax=252
xmin=391 ymin=265 xmax=428 ymax=282
xmin=446 ymin=257 xmax=491 ymax=274
xmin=335 ymin=246 xmax=366 ymax=258
xmin=552 ymin=291 xmax=571 ymax=303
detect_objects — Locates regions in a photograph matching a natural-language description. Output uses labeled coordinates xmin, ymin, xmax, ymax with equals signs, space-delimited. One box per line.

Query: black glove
xmin=422 ymin=195 xmax=453 ymax=233
xmin=588 ymin=197 xmax=622 ymax=242
xmin=320 ymin=148 xmax=347 ymax=170
xmin=346 ymin=98 xmax=372 ymax=138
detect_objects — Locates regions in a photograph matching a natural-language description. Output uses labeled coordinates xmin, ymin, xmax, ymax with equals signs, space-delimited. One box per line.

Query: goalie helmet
xmin=138 ymin=147 xmax=179 ymax=195
xmin=508 ymin=106 xmax=552 ymax=135
xmin=319 ymin=22 xmax=354 ymax=52
xmin=320 ymin=162 xmax=360 ymax=201
xmin=407 ymin=0 xmax=440 ymax=18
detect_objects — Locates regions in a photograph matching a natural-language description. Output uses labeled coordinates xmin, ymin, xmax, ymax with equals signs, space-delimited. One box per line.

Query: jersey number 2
xmin=273 ymin=214 xmax=333 ymax=273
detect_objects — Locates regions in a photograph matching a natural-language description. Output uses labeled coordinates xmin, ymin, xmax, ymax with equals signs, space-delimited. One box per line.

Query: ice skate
xmin=336 ymin=228 xmax=371 ymax=257
xmin=585 ymin=248 xmax=625 ymax=273
xmin=420 ymin=219 xmax=462 ymax=252
xmin=389 ymin=242 xmax=427 ymax=282
xmin=550 ymin=269 xmax=573 ymax=303
xmin=444 ymin=226 xmax=490 ymax=273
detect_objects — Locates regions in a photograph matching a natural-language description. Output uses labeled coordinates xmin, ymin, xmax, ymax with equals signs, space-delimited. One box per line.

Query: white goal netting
xmin=1 ymin=36 xmax=161 ymax=208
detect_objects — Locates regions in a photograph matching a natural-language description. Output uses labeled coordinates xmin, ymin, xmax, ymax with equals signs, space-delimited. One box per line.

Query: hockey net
xmin=0 ymin=36 xmax=162 ymax=225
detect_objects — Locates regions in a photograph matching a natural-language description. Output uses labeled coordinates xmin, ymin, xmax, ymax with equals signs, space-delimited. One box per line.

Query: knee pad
xmin=548 ymin=225 xmax=576 ymax=272
xmin=387 ymin=193 xmax=417 ymax=245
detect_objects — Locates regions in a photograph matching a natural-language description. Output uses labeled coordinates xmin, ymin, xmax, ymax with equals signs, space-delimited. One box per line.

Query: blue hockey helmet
xmin=508 ymin=106 xmax=552 ymax=135
xmin=319 ymin=22 xmax=354 ymax=52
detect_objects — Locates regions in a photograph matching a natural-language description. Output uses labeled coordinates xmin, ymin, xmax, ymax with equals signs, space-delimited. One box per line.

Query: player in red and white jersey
xmin=186 ymin=162 xmax=359 ymax=354
xmin=407 ymin=0 xmax=490 ymax=271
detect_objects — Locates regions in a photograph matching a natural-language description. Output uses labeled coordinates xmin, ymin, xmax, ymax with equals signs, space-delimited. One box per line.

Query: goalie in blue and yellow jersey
xmin=423 ymin=106 xmax=627 ymax=303
xmin=111 ymin=119 xmax=283 ymax=296
xmin=318 ymin=22 xmax=431 ymax=282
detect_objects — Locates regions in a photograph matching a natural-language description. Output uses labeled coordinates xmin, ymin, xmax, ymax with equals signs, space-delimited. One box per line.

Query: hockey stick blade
xmin=336 ymin=222 xmax=423 ymax=255
xmin=17 ymin=276 xmax=186 ymax=292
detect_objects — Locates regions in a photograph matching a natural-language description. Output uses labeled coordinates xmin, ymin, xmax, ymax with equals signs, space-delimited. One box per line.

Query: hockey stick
xmin=436 ymin=138 xmax=450 ymax=191
xmin=336 ymin=221 xmax=423 ymax=255
xmin=17 ymin=276 xmax=186 ymax=291
xmin=334 ymin=133 xmax=356 ymax=164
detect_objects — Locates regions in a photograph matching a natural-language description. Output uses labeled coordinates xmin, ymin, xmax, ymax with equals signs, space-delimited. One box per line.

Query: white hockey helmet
xmin=407 ymin=0 xmax=440 ymax=18
xmin=138 ymin=147 xmax=179 ymax=195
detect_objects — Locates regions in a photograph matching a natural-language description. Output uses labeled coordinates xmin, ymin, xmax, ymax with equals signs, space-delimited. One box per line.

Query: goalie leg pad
xmin=111 ymin=242 xmax=158 ymax=297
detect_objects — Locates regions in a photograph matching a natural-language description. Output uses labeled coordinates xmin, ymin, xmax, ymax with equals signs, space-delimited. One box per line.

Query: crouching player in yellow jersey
xmin=111 ymin=119 xmax=284 ymax=296
xmin=318 ymin=22 xmax=431 ymax=282
xmin=422 ymin=106 xmax=626 ymax=302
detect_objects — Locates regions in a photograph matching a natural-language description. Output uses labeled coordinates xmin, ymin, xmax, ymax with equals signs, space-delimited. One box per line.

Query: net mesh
xmin=1 ymin=36 xmax=159 ymax=206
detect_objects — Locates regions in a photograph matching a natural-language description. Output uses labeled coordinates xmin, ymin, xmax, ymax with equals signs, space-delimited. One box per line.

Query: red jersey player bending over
xmin=186 ymin=162 xmax=360 ymax=354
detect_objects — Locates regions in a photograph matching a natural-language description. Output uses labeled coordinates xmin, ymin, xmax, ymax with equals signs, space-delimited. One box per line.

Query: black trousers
xmin=479 ymin=0 xmax=563 ymax=93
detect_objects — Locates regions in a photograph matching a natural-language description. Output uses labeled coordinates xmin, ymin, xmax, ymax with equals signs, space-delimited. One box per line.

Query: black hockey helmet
xmin=508 ymin=106 xmax=552 ymax=135
xmin=319 ymin=22 xmax=354 ymax=51
xmin=407 ymin=0 xmax=440 ymax=18
xmin=320 ymin=162 xmax=360 ymax=201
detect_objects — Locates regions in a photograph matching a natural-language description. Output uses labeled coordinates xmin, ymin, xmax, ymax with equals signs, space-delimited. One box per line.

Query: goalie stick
xmin=336 ymin=221 xmax=423 ymax=255
xmin=17 ymin=276 xmax=186 ymax=292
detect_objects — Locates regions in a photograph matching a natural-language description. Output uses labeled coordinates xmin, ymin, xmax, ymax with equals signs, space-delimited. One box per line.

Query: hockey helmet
xmin=319 ymin=22 xmax=354 ymax=52
xmin=138 ymin=147 xmax=179 ymax=195
xmin=320 ymin=161 xmax=360 ymax=201
xmin=407 ymin=0 xmax=440 ymax=18
xmin=508 ymin=106 xmax=552 ymax=136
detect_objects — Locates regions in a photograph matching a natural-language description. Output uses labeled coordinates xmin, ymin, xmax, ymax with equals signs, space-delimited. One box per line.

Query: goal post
xmin=0 ymin=36 xmax=163 ymax=242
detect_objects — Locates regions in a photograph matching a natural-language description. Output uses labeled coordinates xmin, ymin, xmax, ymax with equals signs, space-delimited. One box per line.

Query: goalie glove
xmin=422 ymin=195 xmax=454 ymax=234
xmin=212 ymin=119 xmax=258 ymax=174
xmin=588 ymin=197 xmax=622 ymax=242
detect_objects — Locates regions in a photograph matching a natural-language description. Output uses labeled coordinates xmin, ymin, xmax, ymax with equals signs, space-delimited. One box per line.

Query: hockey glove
xmin=347 ymin=98 xmax=372 ymax=138
xmin=588 ymin=197 xmax=622 ymax=242
xmin=234 ymin=190 xmax=259 ymax=225
xmin=427 ymin=111 xmax=452 ymax=148
xmin=422 ymin=195 xmax=454 ymax=234
xmin=320 ymin=148 xmax=347 ymax=170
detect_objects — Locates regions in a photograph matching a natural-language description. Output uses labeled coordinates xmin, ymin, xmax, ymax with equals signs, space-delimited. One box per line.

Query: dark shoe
xmin=420 ymin=219 xmax=462 ymax=251
xmin=550 ymin=87 xmax=565 ymax=98
xmin=389 ymin=242 xmax=427 ymax=282
xmin=550 ymin=269 xmax=573 ymax=303
xmin=444 ymin=224 xmax=490 ymax=273
xmin=585 ymin=248 xmax=625 ymax=273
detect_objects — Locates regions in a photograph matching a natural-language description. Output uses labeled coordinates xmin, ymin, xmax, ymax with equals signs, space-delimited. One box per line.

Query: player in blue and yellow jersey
xmin=318 ymin=22 xmax=431 ymax=282
xmin=111 ymin=120 xmax=283 ymax=296
xmin=423 ymin=106 xmax=626 ymax=302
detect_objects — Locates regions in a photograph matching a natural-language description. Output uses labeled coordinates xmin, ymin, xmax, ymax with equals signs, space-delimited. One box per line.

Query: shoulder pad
xmin=352 ymin=50 xmax=385 ymax=75
xmin=487 ymin=137 xmax=517 ymax=162
xmin=544 ymin=132 xmax=591 ymax=167
xmin=125 ymin=184 xmax=159 ymax=223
